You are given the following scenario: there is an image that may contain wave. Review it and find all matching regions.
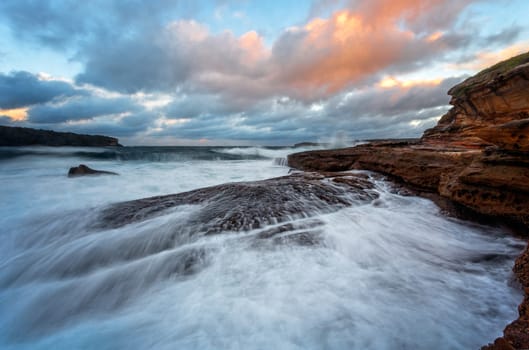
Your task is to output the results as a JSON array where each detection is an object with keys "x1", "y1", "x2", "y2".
[
  {"x1": 212, "y1": 146, "x2": 293, "y2": 159},
  {"x1": 0, "y1": 146, "x2": 285, "y2": 162}
]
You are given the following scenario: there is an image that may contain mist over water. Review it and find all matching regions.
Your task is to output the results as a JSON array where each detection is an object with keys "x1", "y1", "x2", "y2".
[{"x1": 0, "y1": 146, "x2": 524, "y2": 349}]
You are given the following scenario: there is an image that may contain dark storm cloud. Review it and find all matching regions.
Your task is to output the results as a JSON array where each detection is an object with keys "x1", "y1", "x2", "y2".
[
  {"x1": 27, "y1": 95, "x2": 142, "y2": 124},
  {"x1": 0, "y1": 116, "x2": 15, "y2": 125},
  {"x1": 483, "y1": 27, "x2": 522, "y2": 46},
  {"x1": 329, "y1": 77, "x2": 461, "y2": 119},
  {"x1": 75, "y1": 21, "x2": 272, "y2": 97},
  {"x1": 50, "y1": 111, "x2": 156, "y2": 137},
  {"x1": 163, "y1": 93, "x2": 248, "y2": 119},
  {"x1": 154, "y1": 113, "x2": 314, "y2": 143},
  {"x1": 0, "y1": 0, "x2": 192, "y2": 49},
  {"x1": 0, "y1": 71, "x2": 79, "y2": 109},
  {"x1": 151, "y1": 76, "x2": 461, "y2": 143},
  {"x1": 75, "y1": 35, "x2": 182, "y2": 93}
]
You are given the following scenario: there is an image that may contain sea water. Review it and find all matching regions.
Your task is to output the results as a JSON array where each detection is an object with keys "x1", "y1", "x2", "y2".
[{"x1": 0, "y1": 146, "x2": 524, "y2": 349}]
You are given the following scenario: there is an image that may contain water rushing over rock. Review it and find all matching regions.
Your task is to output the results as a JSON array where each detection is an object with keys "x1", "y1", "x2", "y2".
[
  {"x1": 0, "y1": 164, "x2": 524, "y2": 349},
  {"x1": 98, "y1": 172, "x2": 377, "y2": 230}
]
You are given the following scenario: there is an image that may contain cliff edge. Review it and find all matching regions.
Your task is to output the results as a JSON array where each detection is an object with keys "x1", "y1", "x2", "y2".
[
  {"x1": 288, "y1": 52, "x2": 529, "y2": 349},
  {"x1": 0, "y1": 125, "x2": 121, "y2": 147}
]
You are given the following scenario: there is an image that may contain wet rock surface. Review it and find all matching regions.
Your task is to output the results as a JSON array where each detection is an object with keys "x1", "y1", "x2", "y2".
[
  {"x1": 288, "y1": 52, "x2": 529, "y2": 349},
  {"x1": 98, "y1": 172, "x2": 378, "y2": 232}
]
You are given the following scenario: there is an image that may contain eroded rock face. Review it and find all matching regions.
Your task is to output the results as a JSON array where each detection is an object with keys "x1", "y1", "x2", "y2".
[
  {"x1": 422, "y1": 55, "x2": 529, "y2": 152},
  {"x1": 288, "y1": 52, "x2": 529, "y2": 350}
]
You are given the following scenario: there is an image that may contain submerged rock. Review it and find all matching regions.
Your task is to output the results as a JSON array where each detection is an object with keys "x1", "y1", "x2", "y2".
[{"x1": 68, "y1": 164, "x2": 118, "y2": 177}]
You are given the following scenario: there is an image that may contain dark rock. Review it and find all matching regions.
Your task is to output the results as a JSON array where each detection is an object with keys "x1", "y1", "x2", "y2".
[
  {"x1": 68, "y1": 164, "x2": 118, "y2": 177},
  {"x1": 293, "y1": 142, "x2": 323, "y2": 148},
  {"x1": 97, "y1": 172, "x2": 377, "y2": 232},
  {"x1": 0, "y1": 125, "x2": 121, "y2": 147},
  {"x1": 482, "y1": 337, "x2": 516, "y2": 350}
]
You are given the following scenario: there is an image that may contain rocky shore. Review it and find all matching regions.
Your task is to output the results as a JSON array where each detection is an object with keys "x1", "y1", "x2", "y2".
[
  {"x1": 289, "y1": 52, "x2": 529, "y2": 349},
  {"x1": 0, "y1": 125, "x2": 121, "y2": 147}
]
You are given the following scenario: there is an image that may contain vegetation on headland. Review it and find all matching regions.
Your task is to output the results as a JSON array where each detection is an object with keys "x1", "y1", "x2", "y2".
[
  {"x1": 0, "y1": 125, "x2": 121, "y2": 147},
  {"x1": 450, "y1": 51, "x2": 529, "y2": 99}
]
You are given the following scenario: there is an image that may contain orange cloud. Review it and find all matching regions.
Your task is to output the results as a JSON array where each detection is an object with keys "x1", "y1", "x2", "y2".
[
  {"x1": 110, "y1": 1, "x2": 473, "y2": 103},
  {"x1": 0, "y1": 107, "x2": 28, "y2": 121},
  {"x1": 426, "y1": 31, "x2": 444, "y2": 43},
  {"x1": 261, "y1": 0, "x2": 476, "y2": 101},
  {"x1": 378, "y1": 76, "x2": 442, "y2": 89},
  {"x1": 277, "y1": 5, "x2": 445, "y2": 96},
  {"x1": 238, "y1": 31, "x2": 269, "y2": 65}
]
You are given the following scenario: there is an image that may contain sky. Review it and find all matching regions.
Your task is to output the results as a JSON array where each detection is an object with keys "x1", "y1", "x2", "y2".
[{"x1": 0, "y1": 0, "x2": 528, "y2": 146}]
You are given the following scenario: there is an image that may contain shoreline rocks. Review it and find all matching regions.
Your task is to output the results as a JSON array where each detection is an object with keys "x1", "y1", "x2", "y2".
[
  {"x1": 97, "y1": 172, "x2": 377, "y2": 232},
  {"x1": 288, "y1": 52, "x2": 529, "y2": 349}
]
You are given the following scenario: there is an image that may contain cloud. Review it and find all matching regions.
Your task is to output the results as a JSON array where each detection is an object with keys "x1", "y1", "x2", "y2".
[
  {"x1": 0, "y1": 0, "x2": 525, "y2": 144},
  {"x1": 27, "y1": 95, "x2": 142, "y2": 124},
  {"x1": 0, "y1": 115, "x2": 15, "y2": 125},
  {"x1": 73, "y1": 0, "x2": 484, "y2": 104},
  {"x1": 145, "y1": 75, "x2": 461, "y2": 143},
  {"x1": 163, "y1": 93, "x2": 246, "y2": 119},
  {"x1": 330, "y1": 77, "x2": 460, "y2": 118},
  {"x1": 0, "y1": 0, "x2": 190, "y2": 49},
  {"x1": 349, "y1": 0, "x2": 474, "y2": 32},
  {"x1": 269, "y1": 1, "x2": 480, "y2": 99},
  {"x1": 0, "y1": 107, "x2": 28, "y2": 121},
  {"x1": 49, "y1": 111, "x2": 157, "y2": 137},
  {"x1": 0, "y1": 0, "x2": 505, "y2": 105},
  {"x1": 449, "y1": 41, "x2": 529, "y2": 71},
  {"x1": 0, "y1": 71, "x2": 79, "y2": 109}
]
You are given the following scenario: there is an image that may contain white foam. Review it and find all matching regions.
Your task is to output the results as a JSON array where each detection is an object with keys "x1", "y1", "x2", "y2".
[
  {"x1": 0, "y1": 149, "x2": 523, "y2": 349},
  {"x1": 212, "y1": 146, "x2": 294, "y2": 159}
]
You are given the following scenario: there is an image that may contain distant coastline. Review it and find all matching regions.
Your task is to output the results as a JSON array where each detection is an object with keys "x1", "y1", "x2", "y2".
[{"x1": 0, "y1": 125, "x2": 121, "y2": 147}]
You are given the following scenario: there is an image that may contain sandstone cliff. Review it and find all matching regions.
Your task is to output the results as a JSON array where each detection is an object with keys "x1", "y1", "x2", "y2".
[
  {"x1": 0, "y1": 125, "x2": 121, "y2": 147},
  {"x1": 288, "y1": 52, "x2": 529, "y2": 350},
  {"x1": 423, "y1": 51, "x2": 529, "y2": 151}
]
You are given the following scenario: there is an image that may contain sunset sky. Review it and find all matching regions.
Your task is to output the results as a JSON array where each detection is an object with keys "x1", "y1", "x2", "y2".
[{"x1": 0, "y1": 0, "x2": 528, "y2": 145}]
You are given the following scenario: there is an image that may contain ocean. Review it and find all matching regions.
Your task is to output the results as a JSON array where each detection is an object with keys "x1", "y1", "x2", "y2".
[{"x1": 0, "y1": 145, "x2": 524, "y2": 349}]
